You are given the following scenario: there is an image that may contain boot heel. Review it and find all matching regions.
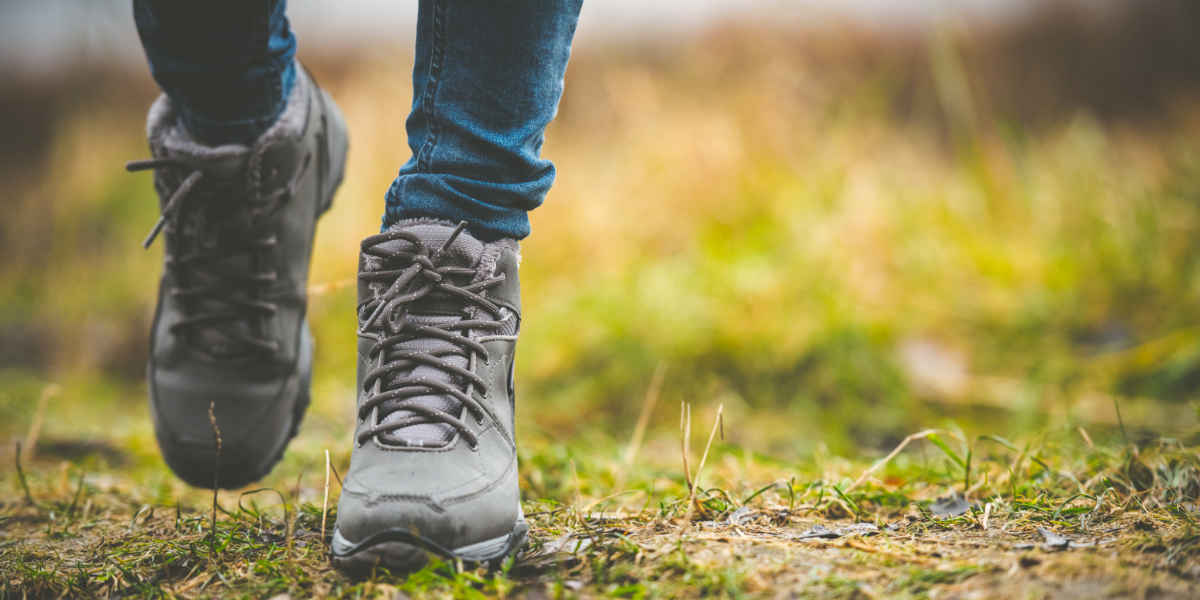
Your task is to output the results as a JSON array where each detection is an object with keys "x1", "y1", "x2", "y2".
[{"x1": 317, "y1": 88, "x2": 349, "y2": 216}]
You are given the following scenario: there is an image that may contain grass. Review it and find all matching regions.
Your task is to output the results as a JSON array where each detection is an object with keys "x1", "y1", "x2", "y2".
[
  {"x1": 3, "y1": 16, "x2": 1200, "y2": 599},
  {"x1": 3, "y1": 421, "x2": 1199, "y2": 597}
]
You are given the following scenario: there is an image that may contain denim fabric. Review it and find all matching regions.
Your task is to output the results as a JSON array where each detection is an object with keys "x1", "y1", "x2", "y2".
[
  {"x1": 133, "y1": 0, "x2": 581, "y2": 238},
  {"x1": 133, "y1": 0, "x2": 296, "y2": 145},
  {"x1": 384, "y1": 0, "x2": 583, "y2": 240}
]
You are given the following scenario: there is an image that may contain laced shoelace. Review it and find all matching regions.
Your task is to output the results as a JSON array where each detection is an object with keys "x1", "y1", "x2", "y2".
[
  {"x1": 356, "y1": 223, "x2": 507, "y2": 449},
  {"x1": 127, "y1": 152, "x2": 310, "y2": 357}
]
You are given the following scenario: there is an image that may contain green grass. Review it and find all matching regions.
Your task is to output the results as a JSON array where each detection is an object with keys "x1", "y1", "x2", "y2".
[{"x1": 4, "y1": 427, "x2": 1198, "y2": 597}]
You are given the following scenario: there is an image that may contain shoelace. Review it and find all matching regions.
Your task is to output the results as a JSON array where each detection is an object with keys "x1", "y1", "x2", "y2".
[
  {"x1": 356, "y1": 223, "x2": 507, "y2": 448},
  {"x1": 127, "y1": 153, "x2": 309, "y2": 357}
]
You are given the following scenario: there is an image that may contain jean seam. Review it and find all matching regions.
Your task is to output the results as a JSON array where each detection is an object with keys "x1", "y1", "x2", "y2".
[{"x1": 416, "y1": 0, "x2": 447, "y2": 173}]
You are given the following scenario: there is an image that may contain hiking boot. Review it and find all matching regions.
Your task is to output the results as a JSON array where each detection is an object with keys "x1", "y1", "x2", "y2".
[
  {"x1": 331, "y1": 219, "x2": 527, "y2": 573},
  {"x1": 131, "y1": 66, "x2": 348, "y2": 489}
]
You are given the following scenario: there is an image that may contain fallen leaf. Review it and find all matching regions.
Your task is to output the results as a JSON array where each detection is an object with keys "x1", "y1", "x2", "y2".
[
  {"x1": 792, "y1": 523, "x2": 839, "y2": 540},
  {"x1": 930, "y1": 492, "x2": 970, "y2": 517},
  {"x1": 838, "y1": 523, "x2": 879, "y2": 537},
  {"x1": 791, "y1": 523, "x2": 879, "y2": 541},
  {"x1": 1037, "y1": 527, "x2": 1070, "y2": 550},
  {"x1": 727, "y1": 505, "x2": 754, "y2": 526}
]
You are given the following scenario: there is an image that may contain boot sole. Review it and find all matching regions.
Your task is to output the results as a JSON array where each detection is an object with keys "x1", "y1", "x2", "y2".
[
  {"x1": 153, "y1": 329, "x2": 313, "y2": 490},
  {"x1": 330, "y1": 518, "x2": 529, "y2": 576}
]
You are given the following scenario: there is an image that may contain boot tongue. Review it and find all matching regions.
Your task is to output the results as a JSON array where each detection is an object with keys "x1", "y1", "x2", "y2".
[
  {"x1": 173, "y1": 180, "x2": 266, "y2": 358},
  {"x1": 404, "y1": 222, "x2": 484, "y2": 315},
  {"x1": 375, "y1": 221, "x2": 486, "y2": 447}
]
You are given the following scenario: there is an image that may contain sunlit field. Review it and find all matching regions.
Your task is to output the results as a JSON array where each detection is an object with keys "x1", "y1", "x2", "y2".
[{"x1": 3, "y1": 13, "x2": 1200, "y2": 598}]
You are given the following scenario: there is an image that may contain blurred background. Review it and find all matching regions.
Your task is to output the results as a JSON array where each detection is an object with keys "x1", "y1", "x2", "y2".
[{"x1": 2, "y1": 0, "x2": 1199, "y2": 491}]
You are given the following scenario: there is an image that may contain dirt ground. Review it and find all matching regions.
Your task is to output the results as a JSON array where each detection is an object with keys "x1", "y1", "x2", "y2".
[{"x1": 4, "y1": 437, "x2": 1198, "y2": 598}]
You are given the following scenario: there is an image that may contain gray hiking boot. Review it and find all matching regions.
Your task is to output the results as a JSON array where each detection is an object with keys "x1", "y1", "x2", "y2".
[
  {"x1": 331, "y1": 219, "x2": 527, "y2": 573},
  {"x1": 130, "y1": 66, "x2": 348, "y2": 489}
]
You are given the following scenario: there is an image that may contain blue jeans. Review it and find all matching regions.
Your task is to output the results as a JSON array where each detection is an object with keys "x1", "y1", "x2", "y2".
[{"x1": 133, "y1": 0, "x2": 582, "y2": 240}]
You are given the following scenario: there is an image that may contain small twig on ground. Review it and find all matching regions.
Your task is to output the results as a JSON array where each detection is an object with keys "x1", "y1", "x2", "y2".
[
  {"x1": 289, "y1": 471, "x2": 303, "y2": 556},
  {"x1": 618, "y1": 362, "x2": 667, "y2": 490},
  {"x1": 23, "y1": 383, "x2": 60, "y2": 462},
  {"x1": 322, "y1": 449, "x2": 331, "y2": 545},
  {"x1": 846, "y1": 429, "x2": 943, "y2": 493},
  {"x1": 208, "y1": 398, "x2": 222, "y2": 558},
  {"x1": 14, "y1": 442, "x2": 39, "y2": 507}
]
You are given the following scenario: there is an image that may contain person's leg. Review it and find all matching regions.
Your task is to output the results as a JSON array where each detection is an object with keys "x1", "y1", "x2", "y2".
[
  {"x1": 384, "y1": 0, "x2": 583, "y2": 240},
  {"x1": 334, "y1": 0, "x2": 582, "y2": 572},
  {"x1": 130, "y1": 0, "x2": 349, "y2": 489},
  {"x1": 132, "y1": 0, "x2": 296, "y2": 145}
]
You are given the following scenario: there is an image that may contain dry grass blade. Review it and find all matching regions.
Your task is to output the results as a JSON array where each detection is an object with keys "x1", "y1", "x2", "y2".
[
  {"x1": 846, "y1": 428, "x2": 944, "y2": 493},
  {"x1": 14, "y1": 441, "x2": 38, "y2": 507},
  {"x1": 207, "y1": 398, "x2": 222, "y2": 558},
  {"x1": 623, "y1": 363, "x2": 666, "y2": 468},
  {"x1": 322, "y1": 448, "x2": 331, "y2": 545},
  {"x1": 23, "y1": 383, "x2": 60, "y2": 462},
  {"x1": 1078, "y1": 426, "x2": 1094, "y2": 449},
  {"x1": 684, "y1": 404, "x2": 724, "y2": 521},
  {"x1": 681, "y1": 398, "x2": 691, "y2": 492},
  {"x1": 617, "y1": 363, "x2": 666, "y2": 490},
  {"x1": 330, "y1": 458, "x2": 344, "y2": 488}
]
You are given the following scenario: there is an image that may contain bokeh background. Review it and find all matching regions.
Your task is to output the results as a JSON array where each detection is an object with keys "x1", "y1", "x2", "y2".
[{"x1": 2, "y1": 0, "x2": 1199, "y2": 494}]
